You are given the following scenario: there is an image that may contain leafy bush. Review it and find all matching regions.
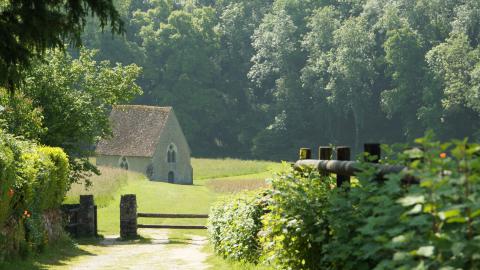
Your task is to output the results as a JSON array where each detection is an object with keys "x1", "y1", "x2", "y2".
[
  {"x1": 208, "y1": 190, "x2": 267, "y2": 263},
  {"x1": 260, "y1": 164, "x2": 334, "y2": 270},
  {"x1": 0, "y1": 129, "x2": 69, "y2": 257},
  {"x1": 211, "y1": 134, "x2": 480, "y2": 270},
  {"x1": 321, "y1": 134, "x2": 480, "y2": 269},
  {"x1": 0, "y1": 134, "x2": 16, "y2": 227}
]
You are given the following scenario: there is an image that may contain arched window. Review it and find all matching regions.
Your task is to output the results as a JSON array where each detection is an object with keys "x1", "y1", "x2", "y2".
[{"x1": 167, "y1": 143, "x2": 177, "y2": 163}]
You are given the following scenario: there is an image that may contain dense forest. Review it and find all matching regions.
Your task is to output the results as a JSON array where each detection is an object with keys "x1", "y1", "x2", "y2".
[{"x1": 81, "y1": 0, "x2": 480, "y2": 159}]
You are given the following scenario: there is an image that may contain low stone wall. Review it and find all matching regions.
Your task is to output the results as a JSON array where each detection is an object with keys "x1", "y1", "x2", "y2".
[
  {"x1": 0, "y1": 216, "x2": 24, "y2": 260},
  {"x1": 42, "y1": 209, "x2": 64, "y2": 243},
  {"x1": 61, "y1": 195, "x2": 98, "y2": 238}
]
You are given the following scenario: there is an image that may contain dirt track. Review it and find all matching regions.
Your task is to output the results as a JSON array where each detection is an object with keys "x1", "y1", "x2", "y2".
[{"x1": 68, "y1": 229, "x2": 208, "y2": 270}]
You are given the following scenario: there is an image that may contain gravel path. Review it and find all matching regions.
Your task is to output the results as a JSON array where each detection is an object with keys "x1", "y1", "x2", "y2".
[{"x1": 68, "y1": 229, "x2": 209, "y2": 270}]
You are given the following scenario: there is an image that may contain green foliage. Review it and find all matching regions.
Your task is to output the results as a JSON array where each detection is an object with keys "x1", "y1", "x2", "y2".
[
  {"x1": 0, "y1": 88, "x2": 46, "y2": 140},
  {"x1": 19, "y1": 48, "x2": 142, "y2": 184},
  {"x1": 0, "y1": 129, "x2": 70, "y2": 257},
  {"x1": 0, "y1": 132, "x2": 16, "y2": 227},
  {"x1": 212, "y1": 134, "x2": 480, "y2": 269},
  {"x1": 260, "y1": 164, "x2": 334, "y2": 270},
  {"x1": 0, "y1": 0, "x2": 123, "y2": 91},
  {"x1": 208, "y1": 190, "x2": 266, "y2": 263},
  {"x1": 81, "y1": 0, "x2": 480, "y2": 157},
  {"x1": 320, "y1": 134, "x2": 480, "y2": 269}
]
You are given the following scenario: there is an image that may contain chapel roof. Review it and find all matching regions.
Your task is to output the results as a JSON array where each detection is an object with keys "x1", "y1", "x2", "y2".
[{"x1": 96, "y1": 105, "x2": 172, "y2": 157}]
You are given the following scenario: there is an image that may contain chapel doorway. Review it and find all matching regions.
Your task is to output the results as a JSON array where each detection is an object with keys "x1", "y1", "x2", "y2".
[{"x1": 168, "y1": 171, "x2": 174, "y2": 183}]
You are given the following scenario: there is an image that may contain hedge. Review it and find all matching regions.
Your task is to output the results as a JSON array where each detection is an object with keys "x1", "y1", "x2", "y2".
[
  {"x1": 208, "y1": 190, "x2": 267, "y2": 263},
  {"x1": 0, "y1": 129, "x2": 69, "y2": 258}
]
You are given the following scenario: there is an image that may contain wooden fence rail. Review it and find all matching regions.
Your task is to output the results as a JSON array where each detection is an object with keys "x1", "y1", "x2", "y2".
[
  {"x1": 295, "y1": 143, "x2": 418, "y2": 186},
  {"x1": 137, "y1": 213, "x2": 209, "y2": 219},
  {"x1": 120, "y1": 194, "x2": 208, "y2": 239}
]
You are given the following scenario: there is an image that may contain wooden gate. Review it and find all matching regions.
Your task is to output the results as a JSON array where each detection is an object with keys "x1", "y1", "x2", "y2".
[
  {"x1": 137, "y1": 213, "x2": 208, "y2": 229},
  {"x1": 119, "y1": 194, "x2": 208, "y2": 239}
]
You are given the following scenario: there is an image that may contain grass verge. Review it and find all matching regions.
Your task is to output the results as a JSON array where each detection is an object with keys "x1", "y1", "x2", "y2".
[
  {"x1": 0, "y1": 236, "x2": 94, "y2": 270},
  {"x1": 203, "y1": 244, "x2": 273, "y2": 270}
]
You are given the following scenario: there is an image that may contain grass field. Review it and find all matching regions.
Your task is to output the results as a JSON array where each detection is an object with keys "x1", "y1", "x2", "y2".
[
  {"x1": 192, "y1": 158, "x2": 280, "y2": 180},
  {"x1": 64, "y1": 167, "x2": 132, "y2": 207},
  {"x1": 64, "y1": 158, "x2": 280, "y2": 234}
]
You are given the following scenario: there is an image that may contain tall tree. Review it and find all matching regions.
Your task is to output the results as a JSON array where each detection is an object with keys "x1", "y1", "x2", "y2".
[
  {"x1": 382, "y1": 26, "x2": 426, "y2": 140},
  {"x1": 19, "y1": 49, "x2": 142, "y2": 183},
  {"x1": 0, "y1": 0, "x2": 123, "y2": 91},
  {"x1": 327, "y1": 17, "x2": 377, "y2": 150}
]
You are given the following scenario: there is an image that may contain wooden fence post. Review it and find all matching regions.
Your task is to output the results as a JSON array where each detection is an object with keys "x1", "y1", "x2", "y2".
[
  {"x1": 364, "y1": 143, "x2": 381, "y2": 163},
  {"x1": 319, "y1": 146, "x2": 332, "y2": 176},
  {"x1": 336, "y1": 146, "x2": 350, "y2": 187},
  {"x1": 120, "y1": 194, "x2": 137, "y2": 239},
  {"x1": 319, "y1": 146, "x2": 332, "y2": 160},
  {"x1": 364, "y1": 143, "x2": 383, "y2": 181},
  {"x1": 78, "y1": 195, "x2": 96, "y2": 237},
  {"x1": 299, "y1": 148, "x2": 312, "y2": 160}
]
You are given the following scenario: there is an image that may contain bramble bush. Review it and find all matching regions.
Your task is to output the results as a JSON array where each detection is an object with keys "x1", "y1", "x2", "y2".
[
  {"x1": 209, "y1": 134, "x2": 480, "y2": 269},
  {"x1": 0, "y1": 129, "x2": 69, "y2": 258},
  {"x1": 208, "y1": 190, "x2": 267, "y2": 263}
]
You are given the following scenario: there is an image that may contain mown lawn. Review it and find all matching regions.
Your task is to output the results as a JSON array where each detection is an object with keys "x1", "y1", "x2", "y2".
[{"x1": 64, "y1": 158, "x2": 280, "y2": 235}]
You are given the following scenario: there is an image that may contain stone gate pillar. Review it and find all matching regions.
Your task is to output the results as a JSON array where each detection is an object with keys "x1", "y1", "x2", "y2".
[
  {"x1": 78, "y1": 195, "x2": 96, "y2": 237},
  {"x1": 120, "y1": 194, "x2": 137, "y2": 239}
]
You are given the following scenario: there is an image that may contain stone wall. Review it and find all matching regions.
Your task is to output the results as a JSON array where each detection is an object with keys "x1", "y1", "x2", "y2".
[
  {"x1": 61, "y1": 195, "x2": 97, "y2": 238},
  {"x1": 96, "y1": 155, "x2": 151, "y2": 176},
  {"x1": 42, "y1": 209, "x2": 64, "y2": 243},
  {"x1": 0, "y1": 209, "x2": 65, "y2": 260},
  {"x1": 152, "y1": 110, "x2": 193, "y2": 184}
]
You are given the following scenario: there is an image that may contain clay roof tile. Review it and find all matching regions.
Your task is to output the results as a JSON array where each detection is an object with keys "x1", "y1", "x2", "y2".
[{"x1": 96, "y1": 105, "x2": 172, "y2": 157}]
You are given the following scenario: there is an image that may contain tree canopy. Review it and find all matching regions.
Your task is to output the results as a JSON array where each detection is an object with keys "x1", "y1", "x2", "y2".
[
  {"x1": 77, "y1": 0, "x2": 480, "y2": 159},
  {"x1": 0, "y1": 49, "x2": 142, "y2": 184},
  {"x1": 0, "y1": 0, "x2": 123, "y2": 91}
]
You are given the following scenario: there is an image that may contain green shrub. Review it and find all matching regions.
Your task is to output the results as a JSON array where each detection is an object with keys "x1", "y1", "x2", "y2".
[
  {"x1": 0, "y1": 137, "x2": 15, "y2": 228},
  {"x1": 323, "y1": 133, "x2": 480, "y2": 269},
  {"x1": 209, "y1": 134, "x2": 480, "y2": 269},
  {"x1": 259, "y1": 164, "x2": 334, "y2": 270},
  {"x1": 322, "y1": 158, "x2": 420, "y2": 269},
  {"x1": 208, "y1": 189, "x2": 267, "y2": 263},
  {"x1": 0, "y1": 129, "x2": 69, "y2": 257}
]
